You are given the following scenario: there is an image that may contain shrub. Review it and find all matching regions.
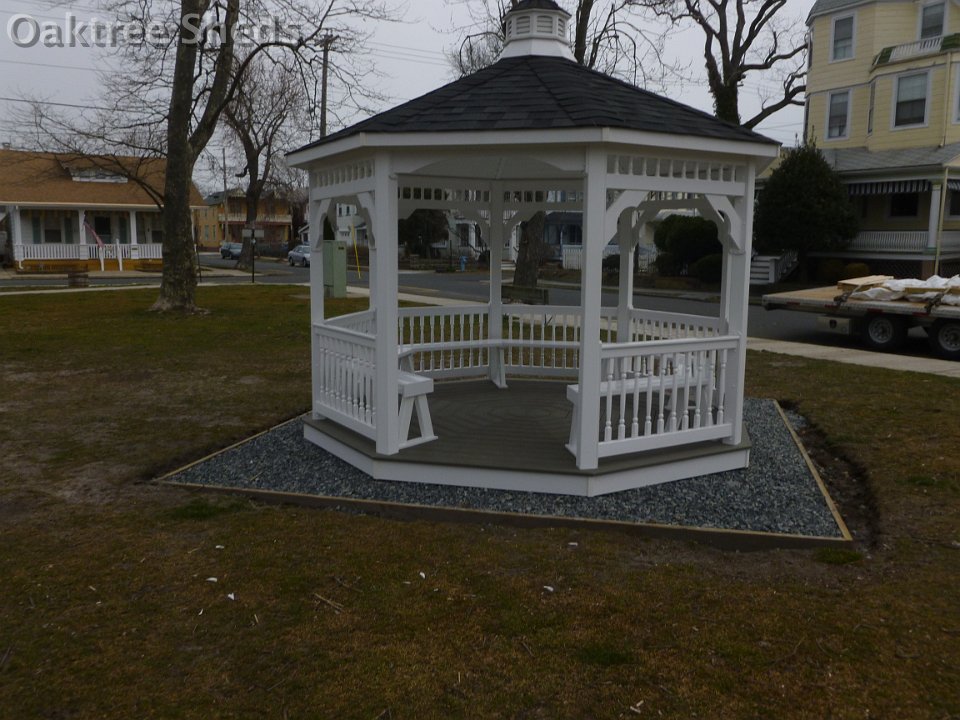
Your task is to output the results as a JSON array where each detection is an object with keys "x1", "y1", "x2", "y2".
[
  {"x1": 816, "y1": 258, "x2": 846, "y2": 284},
  {"x1": 691, "y1": 253, "x2": 724, "y2": 284},
  {"x1": 654, "y1": 251, "x2": 681, "y2": 277},
  {"x1": 654, "y1": 215, "x2": 721, "y2": 271},
  {"x1": 843, "y1": 262, "x2": 871, "y2": 279}
]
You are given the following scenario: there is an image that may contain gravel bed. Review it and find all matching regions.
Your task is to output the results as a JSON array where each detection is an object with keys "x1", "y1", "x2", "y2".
[{"x1": 166, "y1": 398, "x2": 842, "y2": 538}]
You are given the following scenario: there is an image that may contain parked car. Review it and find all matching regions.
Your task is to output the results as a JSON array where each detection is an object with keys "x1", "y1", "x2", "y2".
[
  {"x1": 220, "y1": 242, "x2": 243, "y2": 260},
  {"x1": 287, "y1": 244, "x2": 311, "y2": 267}
]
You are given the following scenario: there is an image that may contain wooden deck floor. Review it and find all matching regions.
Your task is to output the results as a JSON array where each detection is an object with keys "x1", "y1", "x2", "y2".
[{"x1": 305, "y1": 379, "x2": 749, "y2": 478}]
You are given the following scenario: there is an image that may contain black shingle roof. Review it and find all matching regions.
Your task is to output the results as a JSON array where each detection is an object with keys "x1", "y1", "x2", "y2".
[
  {"x1": 511, "y1": 0, "x2": 569, "y2": 13},
  {"x1": 295, "y1": 55, "x2": 774, "y2": 154}
]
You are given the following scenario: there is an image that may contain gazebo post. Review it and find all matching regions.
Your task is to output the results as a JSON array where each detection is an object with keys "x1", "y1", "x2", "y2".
[
  {"x1": 373, "y1": 154, "x2": 401, "y2": 455},
  {"x1": 487, "y1": 183, "x2": 506, "y2": 387},
  {"x1": 309, "y1": 199, "x2": 326, "y2": 421},
  {"x1": 719, "y1": 163, "x2": 757, "y2": 446},
  {"x1": 575, "y1": 148, "x2": 608, "y2": 470},
  {"x1": 616, "y1": 209, "x2": 635, "y2": 342}
]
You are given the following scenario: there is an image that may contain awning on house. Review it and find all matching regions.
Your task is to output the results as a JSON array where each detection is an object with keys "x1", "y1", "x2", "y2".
[
  {"x1": 847, "y1": 179, "x2": 931, "y2": 195},
  {"x1": 947, "y1": 179, "x2": 960, "y2": 192}
]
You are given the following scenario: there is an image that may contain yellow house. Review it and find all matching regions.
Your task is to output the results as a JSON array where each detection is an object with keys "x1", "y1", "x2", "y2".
[
  {"x1": 0, "y1": 148, "x2": 203, "y2": 272},
  {"x1": 806, "y1": 0, "x2": 960, "y2": 277},
  {"x1": 193, "y1": 189, "x2": 293, "y2": 251}
]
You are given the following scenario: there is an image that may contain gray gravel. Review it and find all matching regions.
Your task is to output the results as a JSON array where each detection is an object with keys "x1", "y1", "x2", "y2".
[{"x1": 166, "y1": 398, "x2": 842, "y2": 538}]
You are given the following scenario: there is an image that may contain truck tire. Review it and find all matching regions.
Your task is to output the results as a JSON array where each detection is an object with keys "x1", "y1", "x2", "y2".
[
  {"x1": 860, "y1": 315, "x2": 908, "y2": 351},
  {"x1": 927, "y1": 320, "x2": 960, "y2": 360}
]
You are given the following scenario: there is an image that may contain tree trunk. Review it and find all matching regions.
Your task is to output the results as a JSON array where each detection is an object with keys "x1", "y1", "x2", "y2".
[
  {"x1": 513, "y1": 212, "x2": 547, "y2": 288},
  {"x1": 237, "y1": 187, "x2": 261, "y2": 271},
  {"x1": 151, "y1": 0, "x2": 201, "y2": 313},
  {"x1": 711, "y1": 80, "x2": 741, "y2": 125}
]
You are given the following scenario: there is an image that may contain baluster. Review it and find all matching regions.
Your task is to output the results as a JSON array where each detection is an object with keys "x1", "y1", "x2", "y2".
[
  {"x1": 603, "y1": 357, "x2": 614, "y2": 443},
  {"x1": 630, "y1": 355, "x2": 641, "y2": 438},
  {"x1": 617, "y1": 357, "x2": 628, "y2": 440},
  {"x1": 716, "y1": 349, "x2": 728, "y2": 424},
  {"x1": 693, "y1": 350, "x2": 704, "y2": 429},
  {"x1": 668, "y1": 352, "x2": 680, "y2": 433},
  {"x1": 681, "y1": 351, "x2": 692, "y2": 431},
  {"x1": 656, "y1": 354, "x2": 666, "y2": 434}
]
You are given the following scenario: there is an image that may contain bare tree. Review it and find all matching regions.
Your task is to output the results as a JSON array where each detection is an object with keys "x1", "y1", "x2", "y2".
[
  {"x1": 25, "y1": 0, "x2": 393, "y2": 312},
  {"x1": 221, "y1": 54, "x2": 308, "y2": 269},
  {"x1": 447, "y1": 0, "x2": 676, "y2": 87},
  {"x1": 646, "y1": 0, "x2": 806, "y2": 128}
]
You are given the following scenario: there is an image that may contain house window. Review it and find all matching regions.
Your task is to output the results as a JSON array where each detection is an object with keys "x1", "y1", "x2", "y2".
[
  {"x1": 890, "y1": 193, "x2": 920, "y2": 217},
  {"x1": 894, "y1": 72, "x2": 928, "y2": 127},
  {"x1": 831, "y1": 15, "x2": 854, "y2": 61},
  {"x1": 920, "y1": 2, "x2": 945, "y2": 40},
  {"x1": 43, "y1": 213, "x2": 63, "y2": 243},
  {"x1": 867, "y1": 81, "x2": 876, "y2": 134},
  {"x1": 827, "y1": 91, "x2": 850, "y2": 139},
  {"x1": 93, "y1": 216, "x2": 112, "y2": 243}
]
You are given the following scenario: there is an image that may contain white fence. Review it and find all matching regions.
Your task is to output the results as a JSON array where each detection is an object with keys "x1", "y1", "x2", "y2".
[
  {"x1": 848, "y1": 232, "x2": 928, "y2": 252},
  {"x1": 560, "y1": 244, "x2": 627, "y2": 270}
]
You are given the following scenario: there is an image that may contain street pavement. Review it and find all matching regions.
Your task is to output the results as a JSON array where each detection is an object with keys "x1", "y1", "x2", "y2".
[{"x1": 2, "y1": 259, "x2": 957, "y2": 378}]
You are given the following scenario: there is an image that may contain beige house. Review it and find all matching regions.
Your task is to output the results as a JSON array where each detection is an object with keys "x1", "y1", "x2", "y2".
[
  {"x1": 193, "y1": 189, "x2": 293, "y2": 251},
  {"x1": 806, "y1": 0, "x2": 960, "y2": 277},
  {"x1": 0, "y1": 148, "x2": 203, "y2": 271}
]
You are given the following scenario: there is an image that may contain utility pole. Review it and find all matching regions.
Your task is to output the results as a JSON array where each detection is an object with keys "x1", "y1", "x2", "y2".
[
  {"x1": 221, "y1": 147, "x2": 229, "y2": 246},
  {"x1": 320, "y1": 33, "x2": 338, "y2": 138}
]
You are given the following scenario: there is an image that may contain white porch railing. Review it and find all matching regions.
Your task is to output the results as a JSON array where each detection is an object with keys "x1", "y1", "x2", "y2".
[
  {"x1": 848, "y1": 231, "x2": 928, "y2": 252},
  {"x1": 750, "y1": 251, "x2": 798, "y2": 285},
  {"x1": 13, "y1": 243, "x2": 164, "y2": 264},
  {"x1": 313, "y1": 324, "x2": 377, "y2": 440},
  {"x1": 624, "y1": 308, "x2": 721, "y2": 341},
  {"x1": 886, "y1": 37, "x2": 944, "y2": 63},
  {"x1": 593, "y1": 335, "x2": 738, "y2": 458},
  {"x1": 328, "y1": 309, "x2": 376, "y2": 334}
]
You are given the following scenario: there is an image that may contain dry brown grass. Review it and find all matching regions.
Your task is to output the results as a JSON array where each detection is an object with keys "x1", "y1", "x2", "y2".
[{"x1": 0, "y1": 286, "x2": 957, "y2": 719}]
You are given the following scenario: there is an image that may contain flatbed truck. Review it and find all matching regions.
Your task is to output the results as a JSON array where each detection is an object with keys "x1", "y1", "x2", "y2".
[{"x1": 761, "y1": 286, "x2": 960, "y2": 360}]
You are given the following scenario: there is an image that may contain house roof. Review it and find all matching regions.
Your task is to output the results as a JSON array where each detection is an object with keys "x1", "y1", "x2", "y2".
[
  {"x1": 293, "y1": 54, "x2": 775, "y2": 155},
  {"x1": 808, "y1": 0, "x2": 868, "y2": 21},
  {"x1": 821, "y1": 142, "x2": 960, "y2": 174},
  {"x1": 0, "y1": 148, "x2": 204, "y2": 208}
]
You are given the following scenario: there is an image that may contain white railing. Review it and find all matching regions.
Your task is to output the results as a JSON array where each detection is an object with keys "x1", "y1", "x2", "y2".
[
  {"x1": 328, "y1": 309, "x2": 376, "y2": 335},
  {"x1": 313, "y1": 324, "x2": 377, "y2": 440},
  {"x1": 887, "y1": 37, "x2": 943, "y2": 63},
  {"x1": 849, "y1": 231, "x2": 928, "y2": 252},
  {"x1": 594, "y1": 335, "x2": 738, "y2": 458},
  {"x1": 750, "y1": 250, "x2": 798, "y2": 285},
  {"x1": 13, "y1": 243, "x2": 164, "y2": 263},
  {"x1": 504, "y1": 305, "x2": 587, "y2": 376},
  {"x1": 625, "y1": 308, "x2": 721, "y2": 341},
  {"x1": 398, "y1": 305, "x2": 492, "y2": 378}
]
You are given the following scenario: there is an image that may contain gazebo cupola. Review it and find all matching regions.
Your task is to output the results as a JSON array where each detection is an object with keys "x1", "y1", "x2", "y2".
[{"x1": 500, "y1": 0, "x2": 574, "y2": 60}]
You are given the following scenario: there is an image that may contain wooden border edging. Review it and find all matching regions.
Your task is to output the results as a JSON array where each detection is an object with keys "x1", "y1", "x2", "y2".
[{"x1": 157, "y1": 404, "x2": 854, "y2": 553}]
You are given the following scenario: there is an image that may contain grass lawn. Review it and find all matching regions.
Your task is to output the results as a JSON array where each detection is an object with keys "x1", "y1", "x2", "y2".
[{"x1": 0, "y1": 285, "x2": 957, "y2": 719}]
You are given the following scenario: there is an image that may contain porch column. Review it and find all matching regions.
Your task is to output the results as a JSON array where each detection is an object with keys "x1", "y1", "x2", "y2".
[
  {"x1": 373, "y1": 154, "x2": 400, "y2": 456},
  {"x1": 488, "y1": 182, "x2": 505, "y2": 385},
  {"x1": 129, "y1": 211, "x2": 139, "y2": 245},
  {"x1": 10, "y1": 206, "x2": 23, "y2": 244},
  {"x1": 927, "y1": 181, "x2": 942, "y2": 250},
  {"x1": 719, "y1": 164, "x2": 756, "y2": 447},
  {"x1": 78, "y1": 210, "x2": 86, "y2": 244},
  {"x1": 576, "y1": 147, "x2": 608, "y2": 470},
  {"x1": 616, "y1": 208, "x2": 635, "y2": 342},
  {"x1": 309, "y1": 199, "x2": 326, "y2": 420}
]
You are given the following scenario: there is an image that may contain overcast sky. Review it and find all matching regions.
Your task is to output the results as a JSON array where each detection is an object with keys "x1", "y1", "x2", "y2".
[{"x1": 0, "y1": 0, "x2": 817, "y2": 184}]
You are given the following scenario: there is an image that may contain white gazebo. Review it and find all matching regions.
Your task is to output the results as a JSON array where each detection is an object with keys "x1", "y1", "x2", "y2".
[{"x1": 288, "y1": 0, "x2": 779, "y2": 497}]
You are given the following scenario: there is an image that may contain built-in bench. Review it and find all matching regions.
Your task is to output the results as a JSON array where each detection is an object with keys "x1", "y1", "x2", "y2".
[{"x1": 397, "y1": 370, "x2": 436, "y2": 449}]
